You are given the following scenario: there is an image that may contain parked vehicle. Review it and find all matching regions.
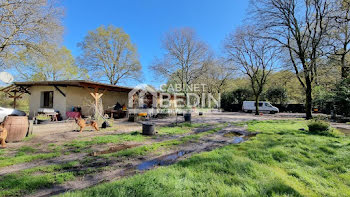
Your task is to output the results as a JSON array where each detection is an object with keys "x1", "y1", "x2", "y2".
[
  {"x1": 0, "y1": 107, "x2": 26, "y2": 123},
  {"x1": 242, "y1": 101, "x2": 279, "y2": 114}
]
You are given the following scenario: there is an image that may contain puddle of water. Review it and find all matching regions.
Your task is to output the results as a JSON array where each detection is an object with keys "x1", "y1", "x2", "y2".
[
  {"x1": 232, "y1": 137, "x2": 246, "y2": 144},
  {"x1": 137, "y1": 150, "x2": 191, "y2": 171},
  {"x1": 231, "y1": 135, "x2": 252, "y2": 144},
  {"x1": 336, "y1": 127, "x2": 350, "y2": 136}
]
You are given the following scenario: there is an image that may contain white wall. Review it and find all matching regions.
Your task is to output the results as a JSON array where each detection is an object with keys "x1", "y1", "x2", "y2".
[{"x1": 28, "y1": 86, "x2": 67, "y2": 119}]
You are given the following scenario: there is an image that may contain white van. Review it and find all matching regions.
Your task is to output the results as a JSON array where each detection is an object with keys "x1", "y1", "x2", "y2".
[{"x1": 242, "y1": 101, "x2": 279, "y2": 114}]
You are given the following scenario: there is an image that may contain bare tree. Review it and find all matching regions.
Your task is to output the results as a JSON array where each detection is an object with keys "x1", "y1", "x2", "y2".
[
  {"x1": 78, "y1": 25, "x2": 141, "y2": 85},
  {"x1": 250, "y1": 0, "x2": 333, "y2": 119},
  {"x1": 331, "y1": 0, "x2": 350, "y2": 22},
  {"x1": 197, "y1": 58, "x2": 235, "y2": 94},
  {"x1": 0, "y1": 0, "x2": 63, "y2": 68},
  {"x1": 191, "y1": 58, "x2": 234, "y2": 108},
  {"x1": 225, "y1": 26, "x2": 277, "y2": 115},
  {"x1": 151, "y1": 28, "x2": 211, "y2": 98}
]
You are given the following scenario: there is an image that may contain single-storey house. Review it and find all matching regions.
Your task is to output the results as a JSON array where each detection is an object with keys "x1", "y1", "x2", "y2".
[
  {"x1": 8, "y1": 80, "x2": 132, "y2": 119},
  {"x1": 1, "y1": 80, "x2": 182, "y2": 120}
]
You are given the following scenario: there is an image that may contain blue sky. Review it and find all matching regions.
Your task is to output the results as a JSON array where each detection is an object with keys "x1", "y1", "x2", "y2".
[{"x1": 62, "y1": 0, "x2": 249, "y2": 87}]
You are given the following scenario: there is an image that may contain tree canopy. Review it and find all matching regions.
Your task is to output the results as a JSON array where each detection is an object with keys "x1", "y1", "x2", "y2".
[
  {"x1": 13, "y1": 43, "x2": 84, "y2": 81},
  {"x1": 151, "y1": 28, "x2": 211, "y2": 96},
  {"x1": 78, "y1": 25, "x2": 141, "y2": 85},
  {"x1": 0, "y1": 0, "x2": 64, "y2": 68},
  {"x1": 225, "y1": 26, "x2": 277, "y2": 114}
]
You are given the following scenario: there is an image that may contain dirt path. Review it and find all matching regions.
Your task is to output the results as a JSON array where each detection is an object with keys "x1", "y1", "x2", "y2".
[
  {"x1": 8, "y1": 120, "x2": 141, "y2": 150},
  {"x1": 26, "y1": 125, "x2": 252, "y2": 197}
]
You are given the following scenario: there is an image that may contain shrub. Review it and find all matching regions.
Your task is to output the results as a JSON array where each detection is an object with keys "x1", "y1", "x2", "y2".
[
  {"x1": 221, "y1": 88, "x2": 253, "y2": 111},
  {"x1": 307, "y1": 120, "x2": 330, "y2": 135},
  {"x1": 265, "y1": 87, "x2": 288, "y2": 105}
]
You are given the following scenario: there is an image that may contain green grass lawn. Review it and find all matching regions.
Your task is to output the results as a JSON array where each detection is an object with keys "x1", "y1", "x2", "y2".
[
  {"x1": 61, "y1": 120, "x2": 350, "y2": 197},
  {"x1": 0, "y1": 162, "x2": 79, "y2": 197},
  {"x1": 156, "y1": 122, "x2": 209, "y2": 135},
  {"x1": 64, "y1": 132, "x2": 149, "y2": 152},
  {"x1": 0, "y1": 151, "x2": 61, "y2": 168},
  {"x1": 0, "y1": 123, "x2": 220, "y2": 196}
]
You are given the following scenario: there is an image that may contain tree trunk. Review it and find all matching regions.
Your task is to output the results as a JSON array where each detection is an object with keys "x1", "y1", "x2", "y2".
[
  {"x1": 255, "y1": 95, "x2": 259, "y2": 115},
  {"x1": 305, "y1": 79, "x2": 313, "y2": 120},
  {"x1": 341, "y1": 55, "x2": 349, "y2": 79}
]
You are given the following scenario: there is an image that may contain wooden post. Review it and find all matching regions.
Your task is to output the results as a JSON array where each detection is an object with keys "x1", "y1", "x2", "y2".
[
  {"x1": 0, "y1": 85, "x2": 28, "y2": 109},
  {"x1": 85, "y1": 87, "x2": 106, "y2": 119},
  {"x1": 13, "y1": 91, "x2": 16, "y2": 109},
  {"x1": 8, "y1": 91, "x2": 23, "y2": 109}
]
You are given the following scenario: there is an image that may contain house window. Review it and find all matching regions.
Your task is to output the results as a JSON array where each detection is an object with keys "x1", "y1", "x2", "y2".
[{"x1": 41, "y1": 91, "x2": 53, "y2": 108}]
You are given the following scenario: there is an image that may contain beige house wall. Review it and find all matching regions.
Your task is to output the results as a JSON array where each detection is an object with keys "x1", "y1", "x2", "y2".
[
  {"x1": 65, "y1": 86, "x2": 128, "y2": 118},
  {"x1": 28, "y1": 86, "x2": 67, "y2": 119},
  {"x1": 28, "y1": 86, "x2": 129, "y2": 119},
  {"x1": 100, "y1": 90, "x2": 128, "y2": 110},
  {"x1": 65, "y1": 86, "x2": 94, "y2": 118}
]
